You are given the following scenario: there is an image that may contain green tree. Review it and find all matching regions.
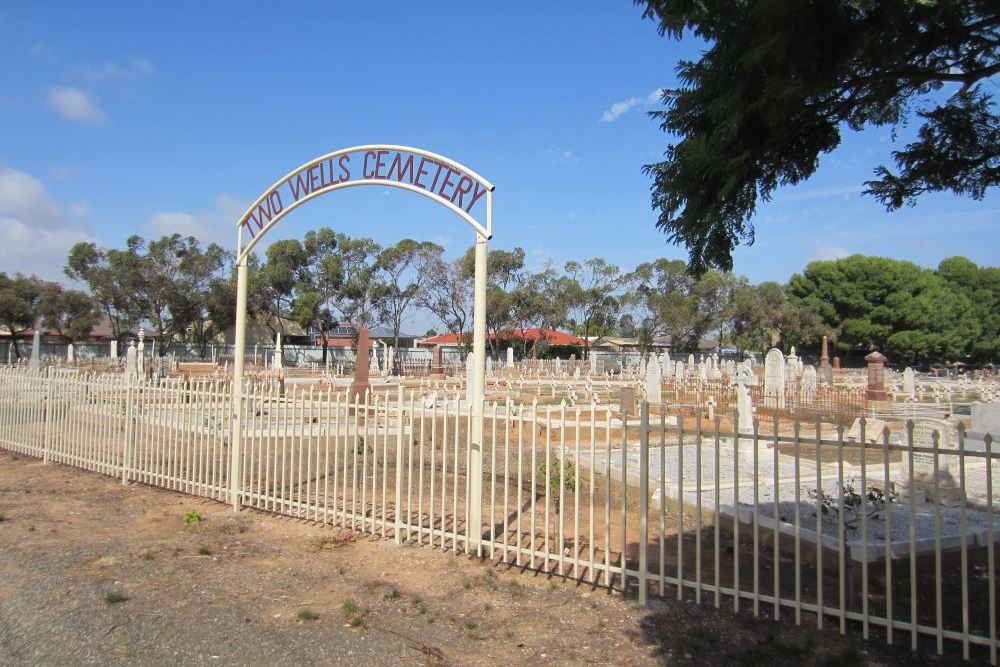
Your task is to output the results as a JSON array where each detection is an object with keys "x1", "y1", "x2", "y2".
[
  {"x1": 561, "y1": 258, "x2": 629, "y2": 358},
  {"x1": 375, "y1": 239, "x2": 442, "y2": 353},
  {"x1": 293, "y1": 228, "x2": 342, "y2": 363},
  {"x1": 37, "y1": 283, "x2": 101, "y2": 344},
  {"x1": 419, "y1": 253, "x2": 472, "y2": 353},
  {"x1": 0, "y1": 273, "x2": 43, "y2": 358},
  {"x1": 787, "y1": 255, "x2": 979, "y2": 363},
  {"x1": 635, "y1": 0, "x2": 1000, "y2": 272},
  {"x1": 937, "y1": 256, "x2": 1000, "y2": 361},
  {"x1": 255, "y1": 239, "x2": 311, "y2": 339},
  {"x1": 329, "y1": 234, "x2": 383, "y2": 330},
  {"x1": 65, "y1": 241, "x2": 140, "y2": 345}
]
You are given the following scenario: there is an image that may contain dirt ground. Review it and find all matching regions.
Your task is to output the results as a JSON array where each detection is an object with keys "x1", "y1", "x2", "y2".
[{"x1": 0, "y1": 450, "x2": 971, "y2": 666}]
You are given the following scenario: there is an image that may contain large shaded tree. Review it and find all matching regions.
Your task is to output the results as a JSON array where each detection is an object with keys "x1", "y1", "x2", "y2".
[
  {"x1": 0, "y1": 273, "x2": 44, "y2": 358},
  {"x1": 37, "y1": 283, "x2": 101, "y2": 344},
  {"x1": 636, "y1": 0, "x2": 1000, "y2": 272},
  {"x1": 787, "y1": 255, "x2": 980, "y2": 363}
]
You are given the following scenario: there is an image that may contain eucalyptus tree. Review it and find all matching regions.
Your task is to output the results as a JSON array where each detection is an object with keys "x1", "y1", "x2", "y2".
[
  {"x1": 375, "y1": 239, "x2": 443, "y2": 352},
  {"x1": 0, "y1": 273, "x2": 44, "y2": 358},
  {"x1": 635, "y1": 0, "x2": 1000, "y2": 272}
]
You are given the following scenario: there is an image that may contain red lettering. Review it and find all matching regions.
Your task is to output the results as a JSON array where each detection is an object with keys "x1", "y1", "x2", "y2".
[
  {"x1": 387, "y1": 152, "x2": 416, "y2": 184},
  {"x1": 363, "y1": 151, "x2": 377, "y2": 178},
  {"x1": 287, "y1": 171, "x2": 310, "y2": 201},
  {"x1": 451, "y1": 175, "x2": 473, "y2": 208},
  {"x1": 437, "y1": 167, "x2": 458, "y2": 200},
  {"x1": 429, "y1": 161, "x2": 447, "y2": 192},
  {"x1": 465, "y1": 182, "x2": 489, "y2": 213},
  {"x1": 413, "y1": 157, "x2": 434, "y2": 189},
  {"x1": 268, "y1": 190, "x2": 283, "y2": 216},
  {"x1": 308, "y1": 165, "x2": 321, "y2": 192},
  {"x1": 374, "y1": 150, "x2": 389, "y2": 179},
  {"x1": 338, "y1": 155, "x2": 351, "y2": 182}
]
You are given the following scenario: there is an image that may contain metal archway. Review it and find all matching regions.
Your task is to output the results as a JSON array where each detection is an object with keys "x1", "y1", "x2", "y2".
[{"x1": 229, "y1": 145, "x2": 493, "y2": 549}]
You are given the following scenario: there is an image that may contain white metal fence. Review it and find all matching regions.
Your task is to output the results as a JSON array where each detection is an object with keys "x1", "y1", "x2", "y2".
[{"x1": 0, "y1": 366, "x2": 996, "y2": 663}]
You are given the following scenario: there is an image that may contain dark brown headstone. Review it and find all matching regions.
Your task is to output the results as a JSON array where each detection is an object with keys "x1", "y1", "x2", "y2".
[
  {"x1": 619, "y1": 387, "x2": 636, "y2": 417},
  {"x1": 865, "y1": 350, "x2": 889, "y2": 401},
  {"x1": 351, "y1": 326, "x2": 371, "y2": 401},
  {"x1": 832, "y1": 356, "x2": 841, "y2": 370},
  {"x1": 431, "y1": 344, "x2": 443, "y2": 374}
]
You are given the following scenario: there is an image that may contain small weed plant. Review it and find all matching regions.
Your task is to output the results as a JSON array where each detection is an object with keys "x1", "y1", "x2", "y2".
[
  {"x1": 183, "y1": 510, "x2": 202, "y2": 524},
  {"x1": 104, "y1": 589, "x2": 127, "y2": 604}
]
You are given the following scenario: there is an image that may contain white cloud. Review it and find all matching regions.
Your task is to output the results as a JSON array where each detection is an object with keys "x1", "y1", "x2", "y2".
[
  {"x1": 776, "y1": 185, "x2": 863, "y2": 203},
  {"x1": 78, "y1": 58, "x2": 153, "y2": 80},
  {"x1": 600, "y1": 88, "x2": 664, "y2": 123},
  {"x1": 547, "y1": 147, "x2": 580, "y2": 164},
  {"x1": 0, "y1": 166, "x2": 62, "y2": 226},
  {"x1": 146, "y1": 195, "x2": 247, "y2": 248},
  {"x1": 0, "y1": 165, "x2": 94, "y2": 279},
  {"x1": 46, "y1": 86, "x2": 106, "y2": 123},
  {"x1": 810, "y1": 245, "x2": 851, "y2": 261}
]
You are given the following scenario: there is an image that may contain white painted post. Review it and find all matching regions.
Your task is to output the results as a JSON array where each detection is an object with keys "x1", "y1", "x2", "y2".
[
  {"x1": 42, "y1": 366, "x2": 52, "y2": 464},
  {"x1": 467, "y1": 202, "x2": 490, "y2": 555},
  {"x1": 395, "y1": 383, "x2": 405, "y2": 543},
  {"x1": 122, "y1": 374, "x2": 135, "y2": 484},
  {"x1": 229, "y1": 243, "x2": 249, "y2": 511},
  {"x1": 638, "y1": 400, "x2": 649, "y2": 605}
]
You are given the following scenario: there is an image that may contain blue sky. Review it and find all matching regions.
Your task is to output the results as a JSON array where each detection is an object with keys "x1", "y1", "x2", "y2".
[{"x1": 1, "y1": 1, "x2": 996, "y2": 297}]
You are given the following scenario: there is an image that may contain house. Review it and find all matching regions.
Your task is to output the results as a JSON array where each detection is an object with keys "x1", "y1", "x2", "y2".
[{"x1": 417, "y1": 328, "x2": 586, "y2": 351}]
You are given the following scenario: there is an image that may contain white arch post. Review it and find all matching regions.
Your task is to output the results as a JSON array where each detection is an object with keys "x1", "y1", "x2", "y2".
[{"x1": 227, "y1": 146, "x2": 492, "y2": 553}]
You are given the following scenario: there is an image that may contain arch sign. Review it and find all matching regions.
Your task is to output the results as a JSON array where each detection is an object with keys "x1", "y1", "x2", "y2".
[{"x1": 229, "y1": 145, "x2": 493, "y2": 550}]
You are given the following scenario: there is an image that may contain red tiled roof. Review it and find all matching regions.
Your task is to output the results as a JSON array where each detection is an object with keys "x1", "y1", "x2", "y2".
[{"x1": 419, "y1": 328, "x2": 585, "y2": 347}]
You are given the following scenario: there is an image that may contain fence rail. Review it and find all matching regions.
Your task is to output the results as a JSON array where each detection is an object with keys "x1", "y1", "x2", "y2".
[{"x1": 0, "y1": 366, "x2": 996, "y2": 664}]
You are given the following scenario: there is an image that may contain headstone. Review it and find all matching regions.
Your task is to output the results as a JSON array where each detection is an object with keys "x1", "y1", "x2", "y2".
[
  {"x1": 506, "y1": 347, "x2": 514, "y2": 366},
  {"x1": 619, "y1": 386, "x2": 636, "y2": 417},
  {"x1": 125, "y1": 341, "x2": 137, "y2": 378},
  {"x1": 589, "y1": 352, "x2": 597, "y2": 374},
  {"x1": 819, "y1": 335, "x2": 830, "y2": 369},
  {"x1": 902, "y1": 367, "x2": 915, "y2": 396},
  {"x1": 763, "y1": 348, "x2": 785, "y2": 409},
  {"x1": 687, "y1": 353, "x2": 695, "y2": 367},
  {"x1": 110, "y1": 339, "x2": 118, "y2": 359},
  {"x1": 273, "y1": 333, "x2": 284, "y2": 370},
  {"x1": 824, "y1": 363, "x2": 833, "y2": 387},
  {"x1": 675, "y1": 361, "x2": 684, "y2": 379},
  {"x1": 644, "y1": 357, "x2": 661, "y2": 403},
  {"x1": 137, "y1": 330, "x2": 146, "y2": 375},
  {"x1": 432, "y1": 345, "x2": 443, "y2": 374},
  {"x1": 28, "y1": 330, "x2": 40, "y2": 372},
  {"x1": 486, "y1": 356, "x2": 494, "y2": 377},
  {"x1": 659, "y1": 351, "x2": 670, "y2": 374},
  {"x1": 386, "y1": 345, "x2": 395, "y2": 376},
  {"x1": 554, "y1": 357, "x2": 562, "y2": 373},
  {"x1": 465, "y1": 353, "x2": 474, "y2": 404},
  {"x1": 832, "y1": 356, "x2": 840, "y2": 370},
  {"x1": 801, "y1": 365, "x2": 817, "y2": 396},
  {"x1": 786, "y1": 346, "x2": 799, "y2": 382},
  {"x1": 846, "y1": 417, "x2": 887, "y2": 444},
  {"x1": 66, "y1": 343, "x2": 75, "y2": 363},
  {"x1": 971, "y1": 403, "x2": 1000, "y2": 435},
  {"x1": 865, "y1": 351, "x2": 888, "y2": 401},
  {"x1": 424, "y1": 391, "x2": 437, "y2": 409},
  {"x1": 736, "y1": 383, "x2": 754, "y2": 434},
  {"x1": 350, "y1": 326, "x2": 371, "y2": 400}
]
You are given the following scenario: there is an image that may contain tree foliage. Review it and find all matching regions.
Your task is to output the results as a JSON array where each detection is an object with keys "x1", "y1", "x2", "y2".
[{"x1": 636, "y1": 0, "x2": 1000, "y2": 272}]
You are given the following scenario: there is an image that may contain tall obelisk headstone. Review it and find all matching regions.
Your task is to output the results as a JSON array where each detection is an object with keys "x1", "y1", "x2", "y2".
[
  {"x1": 28, "y1": 330, "x2": 40, "y2": 372},
  {"x1": 350, "y1": 326, "x2": 371, "y2": 401}
]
